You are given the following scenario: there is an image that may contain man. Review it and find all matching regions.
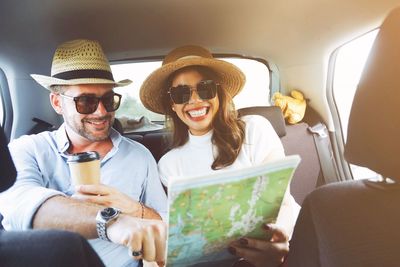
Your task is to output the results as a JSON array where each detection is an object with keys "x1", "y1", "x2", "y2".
[
  {"x1": 0, "y1": 39, "x2": 167, "y2": 267},
  {"x1": 0, "y1": 124, "x2": 105, "y2": 267}
]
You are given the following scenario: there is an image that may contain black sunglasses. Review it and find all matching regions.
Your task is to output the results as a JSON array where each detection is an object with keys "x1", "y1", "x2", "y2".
[
  {"x1": 59, "y1": 92, "x2": 122, "y2": 114},
  {"x1": 168, "y1": 80, "x2": 219, "y2": 104}
]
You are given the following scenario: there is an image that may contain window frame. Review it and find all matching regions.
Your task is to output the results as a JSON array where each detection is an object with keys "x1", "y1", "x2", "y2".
[
  {"x1": 327, "y1": 48, "x2": 351, "y2": 181},
  {"x1": 326, "y1": 28, "x2": 379, "y2": 181}
]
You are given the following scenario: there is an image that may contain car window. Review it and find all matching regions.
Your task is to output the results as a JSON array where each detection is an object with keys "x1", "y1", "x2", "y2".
[
  {"x1": 332, "y1": 29, "x2": 379, "y2": 180},
  {"x1": 111, "y1": 57, "x2": 270, "y2": 133},
  {"x1": 112, "y1": 61, "x2": 164, "y2": 133},
  {"x1": 224, "y1": 58, "x2": 271, "y2": 109}
]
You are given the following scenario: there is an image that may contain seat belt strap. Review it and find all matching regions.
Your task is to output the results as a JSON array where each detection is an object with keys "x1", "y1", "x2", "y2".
[{"x1": 308, "y1": 123, "x2": 340, "y2": 184}]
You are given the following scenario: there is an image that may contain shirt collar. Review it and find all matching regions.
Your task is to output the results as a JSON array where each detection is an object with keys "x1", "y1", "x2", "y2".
[
  {"x1": 104, "y1": 127, "x2": 122, "y2": 162},
  {"x1": 188, "y1": 129, "x2": 213, "y2": 146},
  {"x1": 55, "y1": 124, "x2": 70, "y2": 153}
]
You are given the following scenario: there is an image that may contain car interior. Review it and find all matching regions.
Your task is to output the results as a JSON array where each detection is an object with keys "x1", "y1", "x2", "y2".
[{"x1": 1, "y1": 0, "x2": 400, "y2": 266}]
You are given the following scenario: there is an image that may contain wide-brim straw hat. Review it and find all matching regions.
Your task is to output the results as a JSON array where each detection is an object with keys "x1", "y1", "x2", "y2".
[
  {"x1": 140, "y1": 45, "x2": 246, "y2": 114},
  {"x1": 31, "y1": 39, "x2": 132, "y2": 90}
]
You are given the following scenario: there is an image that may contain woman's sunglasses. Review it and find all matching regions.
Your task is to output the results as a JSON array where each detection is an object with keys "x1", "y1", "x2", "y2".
[
  {"x1": 168, "y1": 80, "x2": 219, "y2": 104},
  {"x1": 59, "y1": 92, "x2": 122, "y2": 114}
]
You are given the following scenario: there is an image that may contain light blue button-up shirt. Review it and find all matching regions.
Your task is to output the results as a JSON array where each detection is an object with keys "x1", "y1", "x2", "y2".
[{"x1": 0, "y1": 124, "x2": 167, "y2": 267}]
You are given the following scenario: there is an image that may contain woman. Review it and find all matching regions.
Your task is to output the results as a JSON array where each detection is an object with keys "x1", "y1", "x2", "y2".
[{"x1": 139, "y1": 45, "x2": 300, "y2": 267}]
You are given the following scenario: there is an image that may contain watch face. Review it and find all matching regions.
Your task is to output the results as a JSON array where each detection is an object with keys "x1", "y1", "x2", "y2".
[{"x1": 101, "y1": 207, "x2": 118, "y2": 220}]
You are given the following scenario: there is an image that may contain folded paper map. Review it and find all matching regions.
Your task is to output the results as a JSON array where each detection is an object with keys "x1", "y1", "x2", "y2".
[{"x1": 167, "y1": 155, "x2": 301, "y2": 266}]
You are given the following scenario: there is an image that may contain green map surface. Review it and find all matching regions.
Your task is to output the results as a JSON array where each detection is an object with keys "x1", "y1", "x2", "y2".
[{"x1": 167, "y1": 167, "x2": 295, "y2": 266}]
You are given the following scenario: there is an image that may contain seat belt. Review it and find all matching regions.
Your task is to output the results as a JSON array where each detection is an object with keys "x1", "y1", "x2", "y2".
[{"x1": 308, "y1": 123, "x2": 340, "y2": 184}]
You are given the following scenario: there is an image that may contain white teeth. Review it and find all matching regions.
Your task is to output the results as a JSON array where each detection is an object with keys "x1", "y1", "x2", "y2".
[
  {"x1": 188, "y1": 107, "x2": 207, "y2": 117},
  {"x1": 89, "y1": 121, "x2": 105, "y2": 125}
]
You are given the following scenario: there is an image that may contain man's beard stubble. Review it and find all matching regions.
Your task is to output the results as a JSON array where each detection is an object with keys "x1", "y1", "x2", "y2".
[{"x1": 67, "y1": 114, "x2": 114, "y2": 142}]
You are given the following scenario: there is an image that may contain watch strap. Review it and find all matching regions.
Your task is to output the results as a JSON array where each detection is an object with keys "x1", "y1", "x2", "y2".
[{"x1": 96, "y1": 220, "x2": 109, "y2": 241}]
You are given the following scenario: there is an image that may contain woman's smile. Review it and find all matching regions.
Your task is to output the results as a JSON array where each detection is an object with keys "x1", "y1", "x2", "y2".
[{"x1": 185, "y1": 106, "x2": 210, "y2": 121}]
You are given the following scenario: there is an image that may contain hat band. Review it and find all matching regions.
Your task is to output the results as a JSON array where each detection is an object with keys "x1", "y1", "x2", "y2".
[{"x1": 52, "y1": 69, "x2": 115, "y2": 81}]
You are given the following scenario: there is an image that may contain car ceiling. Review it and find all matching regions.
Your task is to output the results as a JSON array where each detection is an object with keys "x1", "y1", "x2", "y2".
[
  {"x1": 1, "y1": 0, "x2": 400, "y2": 137},
  {"x1": 1, "y1": 0, "x2": 398, "y2": 64}
]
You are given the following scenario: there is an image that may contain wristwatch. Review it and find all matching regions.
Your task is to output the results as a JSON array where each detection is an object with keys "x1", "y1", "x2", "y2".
[{"x1": 96, "y1": 207, "x2": 121, "y2": 241}]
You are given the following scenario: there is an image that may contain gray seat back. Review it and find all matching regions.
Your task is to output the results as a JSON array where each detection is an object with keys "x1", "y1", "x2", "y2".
[
  {"x1": 238, "y1": 106, "x2": 286, "y2": 137},
  {"x1": 0, "y1": 125, "x2": 17, "y2": 229},
  {"x1": 0, "y1": 125, "x2": 16, "y2": 192}
]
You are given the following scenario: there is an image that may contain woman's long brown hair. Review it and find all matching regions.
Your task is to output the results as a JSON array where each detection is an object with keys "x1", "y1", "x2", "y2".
[{"x1": 162, "y1": 66, "x2": 245, "y2": 170}]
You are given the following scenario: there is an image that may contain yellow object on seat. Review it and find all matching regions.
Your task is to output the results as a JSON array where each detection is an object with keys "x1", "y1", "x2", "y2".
[{"x1": 272, "y1": 90, "x2": 306, "y2": 124}]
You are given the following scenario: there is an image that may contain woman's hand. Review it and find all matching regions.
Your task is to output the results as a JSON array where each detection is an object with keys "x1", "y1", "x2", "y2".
[
  {"x1": 72, "y1": 184, "x2": 141, "y2": 215},
  {"x1": 229, "y1": 224, "x2": 289, "y2": 267}
]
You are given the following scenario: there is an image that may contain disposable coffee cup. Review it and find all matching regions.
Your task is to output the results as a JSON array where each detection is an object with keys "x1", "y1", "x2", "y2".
[{"x1": 67, "y1": 151, "x2": 100, "y2": 186}]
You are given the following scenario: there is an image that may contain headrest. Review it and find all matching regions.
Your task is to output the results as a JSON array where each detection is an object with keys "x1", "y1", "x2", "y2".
[
  {"x1": 344, "y1": 7, "x2": 400, "y2": 181},
  {"x1": 0, "y1": 125, "x2": 16, "y2": 192},
  {"x1": 237, "y1": 106, "x2": 287, "y2": 137}
]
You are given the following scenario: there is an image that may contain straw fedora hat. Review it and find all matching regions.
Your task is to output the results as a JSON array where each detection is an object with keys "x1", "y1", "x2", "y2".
[
  {"x1": 31, "y1": 39, "x2": 132, "y2": 90},
  {"x1": 140, "y1": 45, "x2": 246, "y2": 114}
]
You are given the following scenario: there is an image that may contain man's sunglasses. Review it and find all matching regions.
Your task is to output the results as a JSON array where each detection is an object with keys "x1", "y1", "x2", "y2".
[
  {"x1": 168, "y1": 80, "x2": 219, "y2": 104},
  {"x1": 59, "y1": 92, "x2": 122, "y2": 114}
]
